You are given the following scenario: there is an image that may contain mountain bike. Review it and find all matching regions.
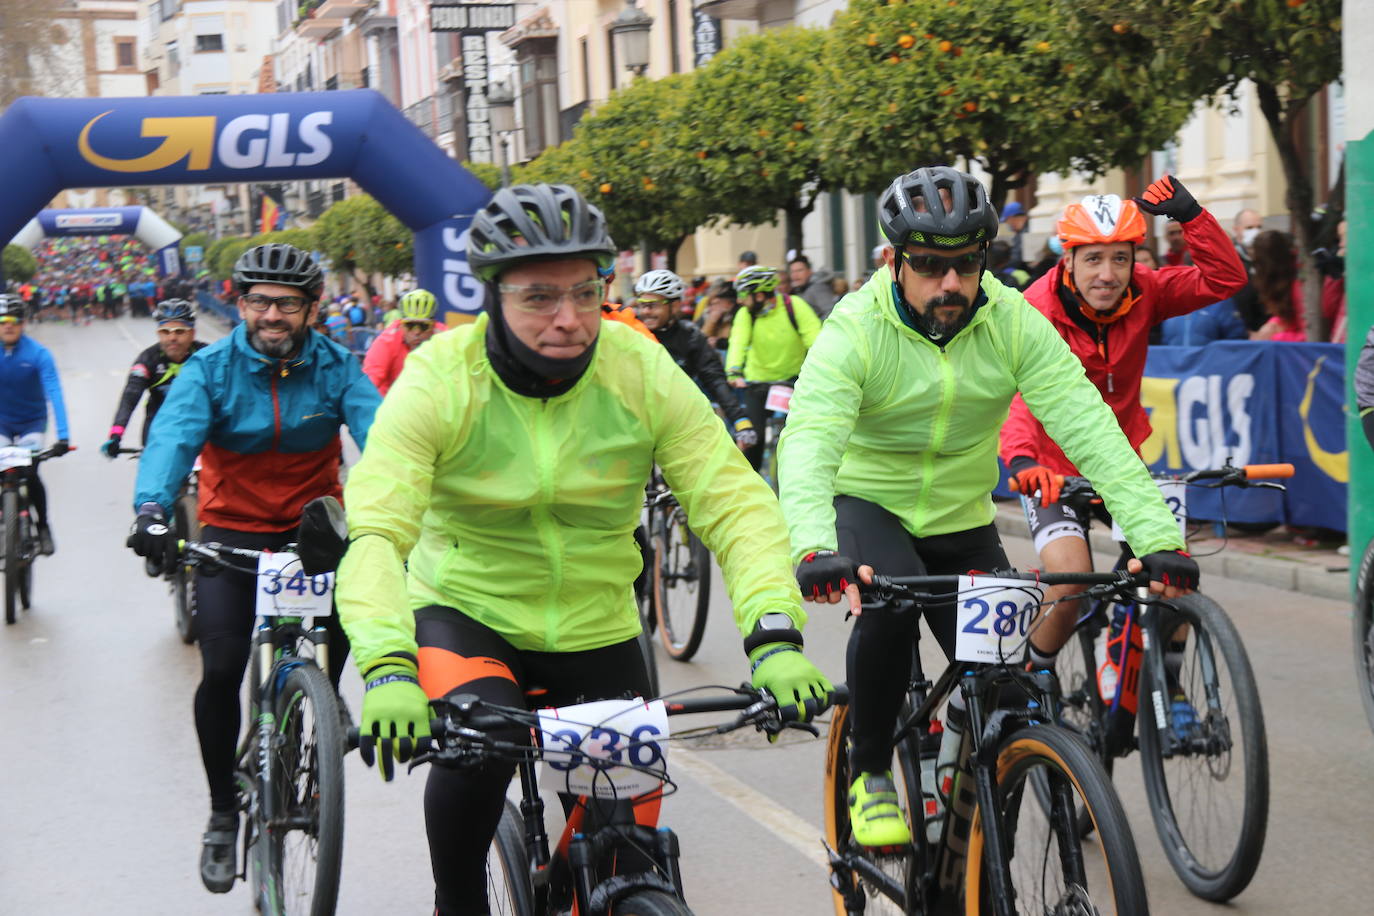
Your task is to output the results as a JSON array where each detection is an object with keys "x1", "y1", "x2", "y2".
[
  {"x1": 824, "y1": 569, "x2": 1150, "y2": 916},
  {"x1": 1, "y1": 443, "x2": 70, "y2": 625},
  {"x1": 116, "y1": 446, "x2": 200, "y2": 643},
  {"x1": 181, "y1": 535, "x2": 346, "y2": 916},
  {"x1": 1012, "y1": 462, "x2": 1287, "y2": 902},
  {"x1": 643, "y1": 469, "x2": 711, "y2": 662},
  {"x1": 1355, "y1": 536, "x2": 1374, "y2": 737},
  {"x1": 381, "y1": 682, "x2": 845, "y2": 915}
]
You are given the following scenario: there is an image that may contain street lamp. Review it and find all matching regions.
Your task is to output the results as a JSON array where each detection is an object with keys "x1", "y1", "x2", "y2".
[
  {"x1": 610, "y1": 0, "x2": 653, "y2": 78},
  {"x1": 487, "y1": 79, "x2": 516, "y2": 188}
]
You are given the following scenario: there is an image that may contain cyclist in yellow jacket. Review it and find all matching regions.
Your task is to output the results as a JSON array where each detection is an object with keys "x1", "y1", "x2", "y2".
[
  {"x1": 726, "y1": 265, "x2": 821, "y2": 469},
  {"x1": 335, "y1": 184, "x2": 832, "y2": 915}
]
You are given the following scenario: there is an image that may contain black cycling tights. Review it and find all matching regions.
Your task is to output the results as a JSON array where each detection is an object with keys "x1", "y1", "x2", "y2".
[
  {"x1": 415, "y1": 608, "x2": 651, "y2": 916},
  {"x1": 193, "y1": 525, "x2": 349, "y2": 813},
  {"x1": 26, "y1": 468, "x2": 47, "y2": 527},
  {"x1": 834, "y1": 496, "x2": 1008, "y2": 775}
]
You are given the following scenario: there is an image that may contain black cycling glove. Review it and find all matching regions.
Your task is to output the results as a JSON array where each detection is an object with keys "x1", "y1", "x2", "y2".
[
  {"x1": 127, "y1": 503, "x2": 169, "y2": 559},
  {"x1": 1140, "y1": 549, "x2": 1199, "y2": 591},
  {"x1": 796, "y1": 550, "x2": 858, "y2": 601}
]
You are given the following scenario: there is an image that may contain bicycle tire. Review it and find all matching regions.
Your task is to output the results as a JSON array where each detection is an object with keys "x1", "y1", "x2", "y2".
[
  {"x1": 612, "y1": 889, "x2": 694, "y2": 915},
  {"x1": 1353, "y1": 538, "x2": 1374, "y2": 736},
  {"x1": 652, "y1": 509, "x2": 710, "y2": 661},
  {"x1": 1032, "y1": 617, "x2": 1112, "y2": 837},
  {"x1": 4, "y1": 490, "x2": 19, "y2": 624},
  {"x1": 267, "y1": 664, "x2": 346, "y2": 916},
  {"x1": 965, "y1": 724, "x2": 1148, "y2": 916},
  {"x1": 822, "y1": 702, "x2": 919, "y2": 916},
  {"x1": 17, "y1": 501, "x2": 33, "y2": 610},
  {"x1": 172, "y1": 494, "x2": 195, "y2": 644},
  {"x1": 1137, "y1": 592, "x2": 1268, "y2": 902},
  {"x1": 488, "y1": 800, "x2": 534, "y2": 915}
]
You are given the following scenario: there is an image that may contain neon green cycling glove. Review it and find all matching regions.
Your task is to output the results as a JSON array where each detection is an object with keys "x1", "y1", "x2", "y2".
[
  {"x1": 359, "y1": 655, "x2": 431, "y2": 782},
  {"x1": 750, "y1": 643, "x2": 834, "y2": 725}
]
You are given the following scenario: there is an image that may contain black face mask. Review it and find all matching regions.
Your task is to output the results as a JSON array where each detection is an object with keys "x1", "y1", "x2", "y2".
[{"x1": 483, "y1": 284, "x2": 597, "y2": 398}]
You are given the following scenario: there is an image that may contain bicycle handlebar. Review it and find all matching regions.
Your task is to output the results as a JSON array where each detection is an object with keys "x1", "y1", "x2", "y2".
[
  {"x1": 862, "y1": 569, "x2": 1150, "y2": 595},
  {"x1": 1006, "y1": 461, "x2": 1296, "y2": 494}
]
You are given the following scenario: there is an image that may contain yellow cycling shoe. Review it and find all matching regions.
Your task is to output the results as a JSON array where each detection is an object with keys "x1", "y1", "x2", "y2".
[{"x1": 848, "y1": 771, "x2": 912, "y2": 848}]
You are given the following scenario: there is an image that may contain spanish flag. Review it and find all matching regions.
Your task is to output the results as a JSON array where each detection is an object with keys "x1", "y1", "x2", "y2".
[{"x1": 260, "y1": 194, "x2": 281, "y2": 235}]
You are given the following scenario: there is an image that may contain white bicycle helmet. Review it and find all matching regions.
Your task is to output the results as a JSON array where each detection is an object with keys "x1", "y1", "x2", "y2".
[{"x1": 633, "y1": 269, "x2": 686, "y2": 300}]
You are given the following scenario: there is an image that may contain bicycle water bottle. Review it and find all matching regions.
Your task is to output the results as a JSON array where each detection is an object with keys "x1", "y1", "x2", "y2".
[{"x1": 918, "y1": 718, "x2": 945, "y2": 845}]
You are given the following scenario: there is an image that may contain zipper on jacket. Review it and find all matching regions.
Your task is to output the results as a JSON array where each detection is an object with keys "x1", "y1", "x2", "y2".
[
  {"x1": 270, "y1": 373, "x2": 282, "y2": 451},
  {"x1": 915, "y1": 349, "x2": 958, "y2": 533},
  {"x1": 531, "y1": 398, "x2": 564, "y2": 650}
]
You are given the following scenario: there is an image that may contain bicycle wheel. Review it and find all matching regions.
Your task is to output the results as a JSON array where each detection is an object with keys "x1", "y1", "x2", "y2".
[
  {"x1": 652, "y1": 508, "x2": 710, "y2": 661},
  {"x1": 1032, "y1": 616, "x2": 1112, "y2": 837},
  {"x1": 822, "y1": 702, "x2": 920, "y2": 916},
  {"x1": 613, "y1": 889, "x2": 694, "y2": 915},
  {"x1": 171, "y1": 495, "x2": 195, "y2": 644},
  {"x1": 1353, "y1": 538, "x2": 1374, "y2": 736},
  {"x1": 17, "y1": 501, "x2": 33, "y2": 611},
  {"x1": 487, "y1": 800, "x2": 534, "y2": 915},
  {"x1": 4, "y1": 490, "x2": 19, "y2": 624},
  {"x1": 1137, "y1": 593, "x2": 1268, "y2": 901},
  {"x1": 965, "y1": 724, "x2": 1148, "y2": 916},
  {"x1": 268, "y1": 664, "x2": 346, "y2": 916}
]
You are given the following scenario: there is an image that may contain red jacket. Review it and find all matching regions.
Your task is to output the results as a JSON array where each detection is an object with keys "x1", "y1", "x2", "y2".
[
  {"x1": 999, "y1": 210, "x2": 1247, "y2": 474},
  {"x1": 362, "y1": 319, "x2": 447, "y2": 396}
]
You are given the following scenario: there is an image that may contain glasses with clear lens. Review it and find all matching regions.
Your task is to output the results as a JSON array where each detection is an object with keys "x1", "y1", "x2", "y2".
[
  {"x1": 498, "y1": 279, "x2": 606, "y2": 315},
  {"x1": 241, "y1": 293, "x2": 310, "y2": 314},
  {"x1": 901, "y1": 250, "x2": 984, "y2": 278}
]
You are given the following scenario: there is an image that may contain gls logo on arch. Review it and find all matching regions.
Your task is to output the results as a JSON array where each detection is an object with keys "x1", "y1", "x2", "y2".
[{"x1": 77, "y1": 110, "x2": 335, "y2": 174}]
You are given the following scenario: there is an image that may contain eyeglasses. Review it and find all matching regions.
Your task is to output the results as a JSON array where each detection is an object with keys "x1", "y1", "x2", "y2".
[
  {"x1": 634, "y1": 297, "x2": 670, "y2": 306},
  {"x1": 498, "y1": 279, "x2": 606, "y2": 315},
  {"x1": 403, "y1": 321, "x2": 434, "y2": 332},
  {"x1": 900, "y1": 249, "x2": 985, "y2": 278},
  {"x1": 0, "y1": 316, "x2": 21, "y2": 325},
  {"x1": 240, "y1": 293, "x2": 311, "y2": 314}
]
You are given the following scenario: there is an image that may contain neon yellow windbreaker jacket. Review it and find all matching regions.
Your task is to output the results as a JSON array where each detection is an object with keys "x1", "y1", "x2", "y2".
[
  {"x1": 336, "y1": 315, "x2": 805, "y2": 668},
  {"x1": 725, "y1": 294, "x2": 821, "y2": 382},
  {"x1": 777, "y1": 271, "x2": 1184, "y2": 566}
]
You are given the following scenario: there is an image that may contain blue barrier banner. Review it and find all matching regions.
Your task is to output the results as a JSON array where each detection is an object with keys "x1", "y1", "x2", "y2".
[
  {"x1": 0, "y1": 91, "x2": 492, "y2": 320},
  {"x1": 1272, "y1": 344, "x2": 1347, "y2": 527},
  {"x1": 414, "y1": 217, "x2": 486, "y2": 320}
]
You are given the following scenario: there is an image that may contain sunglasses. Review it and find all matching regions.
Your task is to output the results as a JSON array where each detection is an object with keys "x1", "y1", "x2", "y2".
[
  {"x1": 0, "y1": 316, "x2": 21, "y2": 325},
  {"x1": 403, "y1": 321, "x2": 434, "y2": 332},
  {"x1": 900, "y1": 249, "x2": 985, "y2": 278},
  {"x1": 634, "y1": 297, "x2": 670, "y2": 306},
  {"x1": 240, "y1": 293, "x2": 311, "y2": 314}
]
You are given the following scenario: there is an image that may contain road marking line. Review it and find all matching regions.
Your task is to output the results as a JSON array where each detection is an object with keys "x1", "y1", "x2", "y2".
[
  {"x1": 671, "y1": 747, "x2": 830, "y2": 871},
  {"x1": 115, "y1": 316, "x2": 139, "y2": 348}
]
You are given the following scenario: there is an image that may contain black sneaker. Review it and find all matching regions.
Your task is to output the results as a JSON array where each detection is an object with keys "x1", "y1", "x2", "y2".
[
  {"x1": 36, "y1": 525, "x2": 54, "y2": 557},
  {"x1": 200, "y1": 810, "x2": 239, "y2": 893}
]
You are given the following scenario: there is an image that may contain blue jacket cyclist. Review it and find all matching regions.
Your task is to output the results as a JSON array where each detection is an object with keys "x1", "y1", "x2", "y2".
[
  {"x1": 0, "y1": 293, "x2": 70, "y2": 555},
  {"x1": 125, "y1": 243, "x2": 380, "y2": 896}
]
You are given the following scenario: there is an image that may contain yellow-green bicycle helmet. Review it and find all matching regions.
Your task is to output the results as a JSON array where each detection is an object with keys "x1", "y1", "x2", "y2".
[{"x1": 399, "y1": 288, "x2": 438, "y2": 322}]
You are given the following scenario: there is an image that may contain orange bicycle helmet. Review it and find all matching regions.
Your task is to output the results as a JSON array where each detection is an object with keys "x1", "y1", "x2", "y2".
[{"x1": 1057, "y1": 194, "x2": 1146, "y2": 249}]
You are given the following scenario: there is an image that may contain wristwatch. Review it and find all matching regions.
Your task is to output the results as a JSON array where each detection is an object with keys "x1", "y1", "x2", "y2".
[{"x1": 743, "y1": 612, "x2": 804, "y2": 654}]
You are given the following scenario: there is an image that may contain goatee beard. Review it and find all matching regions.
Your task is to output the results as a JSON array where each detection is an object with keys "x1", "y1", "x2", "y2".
[
  {"x1": 919, "y1": 292, "x2": 972, "y2": 337},
  {"x1": 250, "y1": 326, "x2": 303, "y2": 358}
]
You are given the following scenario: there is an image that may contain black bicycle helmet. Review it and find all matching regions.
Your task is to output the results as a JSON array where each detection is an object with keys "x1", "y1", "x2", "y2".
[
  {"x1": 878, "y1": 166, "x2": 998, "y2": 250},
  {"x1": 153, "y1": 298, "x2": 196, "y2": 325},
  {"x1": 232, "y1": 243, "x2": 324, "y2": 298},
  {"x1": 0, "y1": 294, "x2": 24, "y2": 320},
  {"x1": 467, "y1": 183, "x2": 617, "y2": 282}
]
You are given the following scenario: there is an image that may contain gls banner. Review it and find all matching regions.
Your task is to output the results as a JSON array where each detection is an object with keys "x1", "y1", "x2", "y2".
[{"x1": 0, "y1": 91, "x2": 493, "y2": 320}]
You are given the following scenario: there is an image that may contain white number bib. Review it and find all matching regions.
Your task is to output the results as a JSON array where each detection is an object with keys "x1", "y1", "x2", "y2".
[
  {"x1": 954, "y1": 576, "x2": 1045, "y2": 664},
  {"x1": 1111, "y1": 480, "x2": 1187, "y2": 542},
  {"x1": 0, "y1": 446, "x2": 32, "y2": 470},
  {"x1": 537, "y1": 698, "x2": 670, "y2": 798},
  {"x1": 254, "y1": 551, "x2": 334, "y2": 618},
  {"x1": 765, "y1": 385, "x2": 793, "y2": 414}
]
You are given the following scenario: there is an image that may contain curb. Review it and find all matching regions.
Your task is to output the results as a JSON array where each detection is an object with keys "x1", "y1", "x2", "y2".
[{"x1": 991, "y1": 503, "x2": 1349, "y2": 603}]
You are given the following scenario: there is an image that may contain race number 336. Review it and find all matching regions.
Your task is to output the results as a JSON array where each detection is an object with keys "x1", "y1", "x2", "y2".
[
  {"x1": 954, "y1": 576, "x2": 1045, "y2": 664},
  {"x1": 255, "y1": 551, "x2": 333, "y2": 618},
  {"x1": 537, "y1": 698, "x2": 670, "y2": 798}
]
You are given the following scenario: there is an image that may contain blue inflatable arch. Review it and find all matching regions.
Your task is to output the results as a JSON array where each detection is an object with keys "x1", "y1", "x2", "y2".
[
  {"x1": 13, "y1": 207, "x2": 185, "y2": 278},
  {"x1": 0, "y1": 90, "x2": 492, "y2": 321}
]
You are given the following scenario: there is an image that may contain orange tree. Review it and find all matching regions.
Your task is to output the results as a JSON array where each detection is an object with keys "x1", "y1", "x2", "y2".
[
  {"x1": 520, "y1": 73, "x2": 711, "y2": 267},
  {"x1": 313, "y1": 194, "x2": 411, "y2": 296},
  {"x1": 684, "y1": 27, "x2": 832, "y2": 256},
  {"x1": 1080, "y1": 0, "x2": 1343, "y2": 338},
  {"x1": 817, "y1": 0, "x2": 1196, "y2": 206}
]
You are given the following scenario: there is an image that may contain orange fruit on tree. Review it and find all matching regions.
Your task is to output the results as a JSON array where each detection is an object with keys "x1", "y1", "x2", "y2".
[
  {"x1": 963, "y1": 100, "x2": 977, "y2": 112},
  {"x1": 599, "y1": 183, "x2": 612, "y2": 194},
  {"x1": 899, "y1": 34, "x2": 916, "y2": 48},
  {"x1": 793, "y1": 120, "x2": 806, "y2": 131},
  {"x1": 939, "y1": 39, "x2": 953, "y2": 52},
  {"x1": 866, "y1": 33, "x2": 879, "y2": 46},
  {"x1": 939, "y1": 86, "x2": 955, "y2": 96},
  {"x1": 1112, "y1": 22, "x2": 1128, "y2": 33}
]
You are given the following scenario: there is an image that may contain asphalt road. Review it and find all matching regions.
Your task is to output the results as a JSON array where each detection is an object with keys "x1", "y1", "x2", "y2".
[{"x1": 2, "y1": 316, "x2": 1371, "y2": 915}]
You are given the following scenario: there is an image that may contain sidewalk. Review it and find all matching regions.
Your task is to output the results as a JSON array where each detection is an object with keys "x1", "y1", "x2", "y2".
[{"x1": 992, "y1": 500, "x2": 1350, "y2": 602}]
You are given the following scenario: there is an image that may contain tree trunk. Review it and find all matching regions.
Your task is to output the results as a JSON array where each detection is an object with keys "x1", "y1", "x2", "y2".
[
  {"x1": 663, "y1": 233, "x2": 688, "y2": 273},
  {"x1": 784, "y1": 194, "x2": 817, "y2": 261},
  {"x1": 1255, "y1": 81, "x2": 1325, "y2": 341}
]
